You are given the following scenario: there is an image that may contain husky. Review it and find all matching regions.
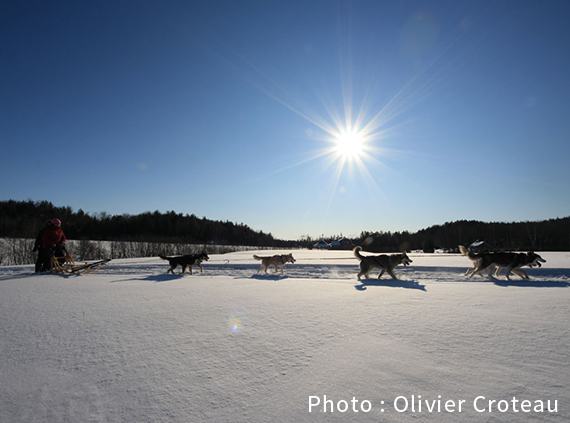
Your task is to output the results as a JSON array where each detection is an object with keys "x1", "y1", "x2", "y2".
[
  {"x1": 459, "y1": 245, "x2": 545, "y2": 280},
  {"x1": 159, "y1": 251, "x2": 209, "y2": 275},
  {"x1": 478, "y1": 251, "x2": 545, "y2": 280},
  {"x1": 253, "y1": 253, "x2": 296, "y2": 274},
  {"x1": 459, "y1": 245, "x2": 490, "y2": 277},
  {"x1": 353, "y1": 246, "x2": 412, "y2": 280}
]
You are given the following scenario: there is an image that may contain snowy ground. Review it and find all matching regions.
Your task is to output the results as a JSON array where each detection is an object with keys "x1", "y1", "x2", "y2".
[{"x1": 1, "y1": 249, "x2": 569, "y2": 423}]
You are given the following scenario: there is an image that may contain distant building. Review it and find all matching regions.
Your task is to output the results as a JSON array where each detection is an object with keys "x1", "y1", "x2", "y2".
[
  {"x1": 330, "y1": 240, "x2": 342, "y2": 249},
  {"x1": 313, "y1": 241, "x2": 331, "y2": 249},
  {"x1": 331, "y1": 238, "x2": 354, "y2": 250},
  {"x1": 314, "y1": 238, "x2": 354, "y2": 250}
]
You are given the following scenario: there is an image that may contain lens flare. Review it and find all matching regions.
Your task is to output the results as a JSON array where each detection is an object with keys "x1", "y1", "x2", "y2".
[{"x1": 228, "y1": 315, "x2": 244, "y2": 334}]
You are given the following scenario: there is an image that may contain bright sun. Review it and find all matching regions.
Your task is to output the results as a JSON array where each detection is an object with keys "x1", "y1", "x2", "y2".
[{"x1": 334, "y1": 131, "x2": 365, "y2": 159}]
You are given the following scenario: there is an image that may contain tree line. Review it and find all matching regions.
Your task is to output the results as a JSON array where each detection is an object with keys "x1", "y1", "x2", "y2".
[
  {"x1": 299, "y1": 218, "x2": 570, "y2": 252},
  {"x1": 352, "y1": 217, "x2": 570, "y2": 253},
  {"x1": 1, "y1": 200, "x2": 569, "y2": 252},
  {"x1": 0, "y1": 200, "x2": 295, "y2": 248}
]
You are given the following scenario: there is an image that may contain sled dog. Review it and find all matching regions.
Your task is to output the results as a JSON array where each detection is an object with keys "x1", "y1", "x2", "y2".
[
  {"x1": 253, "y1": 253, "x2": 296, "y2": 274},
  {"x1": 353, "y1": 246, "x2": 412, "y2": 280},
  {"x1": 459, "y1": 245, "x2": 492, "y2": 277},
  {"x1": 459, "y1": 245, "x2": 545, "y2": 280},
  {"x1": 159, "y1": 251, "x2": 209, "y2": 275}
]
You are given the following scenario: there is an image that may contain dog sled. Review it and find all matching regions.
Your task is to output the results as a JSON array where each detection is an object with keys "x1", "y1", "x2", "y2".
[{"x1": 49, "y1": 253, "x2": 111, "y2": 275}]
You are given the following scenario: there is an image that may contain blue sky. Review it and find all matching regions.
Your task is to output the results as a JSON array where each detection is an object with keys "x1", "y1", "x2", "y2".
[{"x1": 1, "y1": 1, "x2": 569, "y2": 240}]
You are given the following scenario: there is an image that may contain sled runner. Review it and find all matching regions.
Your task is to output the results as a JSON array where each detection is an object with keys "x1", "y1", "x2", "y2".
[{"x1": 49, "y1": 254, "x2": 111, "y2": 274}]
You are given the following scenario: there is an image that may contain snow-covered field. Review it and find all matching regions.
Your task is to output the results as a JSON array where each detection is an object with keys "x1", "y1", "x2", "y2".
[{"x1": 1, "y1": 249, "x2": 569, "y2": 423}]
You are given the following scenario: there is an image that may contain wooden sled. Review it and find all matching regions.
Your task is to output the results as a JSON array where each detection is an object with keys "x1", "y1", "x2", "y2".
[{"x1": 50, "y1": 254, "x2": 111, "y2": 274}]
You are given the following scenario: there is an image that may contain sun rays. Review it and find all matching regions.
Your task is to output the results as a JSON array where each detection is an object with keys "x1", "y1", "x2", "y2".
[
  {"x1": 313, "y1": 110, "x2": 390, "y2": 187},
  {"x1": 216, "y1": 4, "x2": 460, "y2": 219}
]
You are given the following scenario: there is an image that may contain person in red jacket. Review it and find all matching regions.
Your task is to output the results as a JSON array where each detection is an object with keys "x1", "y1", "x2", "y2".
[
  {"x1": 42, "y1": 219, "x2": 66, "y2": 249},
  {"x1": 37, "y1": 218, "x2": 67, "y2": 271}
]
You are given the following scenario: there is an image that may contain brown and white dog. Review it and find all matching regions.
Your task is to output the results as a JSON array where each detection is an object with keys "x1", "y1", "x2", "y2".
[{"x1": 253, "y1": 253, "x2": 296, "y2": 274}]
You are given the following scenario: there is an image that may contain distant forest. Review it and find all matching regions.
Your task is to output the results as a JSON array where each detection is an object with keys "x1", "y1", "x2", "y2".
[
  {"x1": 0, "y1": 200, "x2": 291, "y2": 248},
  {"x1": 1, "y1": 200, "x2": 569, "y2": 251}
]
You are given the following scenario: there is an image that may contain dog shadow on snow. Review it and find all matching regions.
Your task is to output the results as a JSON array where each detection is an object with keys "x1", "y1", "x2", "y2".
[
  {"x1": 129, "y1": 273, "x2": 187, "y2": 283},
  {"x1": 492, "y1": 268, "x2": 570, "y2": 287},
  {"x1": 354, "y1": 278, "x2": 426, "y2": 292},
  {"x1": 491, "y1": 278, "x2": 570, "y2": 288},
  {"x1": 249, "y1": 273, "x2": 290, "y2": 281}
]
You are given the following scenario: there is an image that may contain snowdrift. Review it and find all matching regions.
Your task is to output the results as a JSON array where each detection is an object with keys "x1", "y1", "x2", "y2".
[{"x1": 1, "y1": 250, "x2": 569, "y2": 422}]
